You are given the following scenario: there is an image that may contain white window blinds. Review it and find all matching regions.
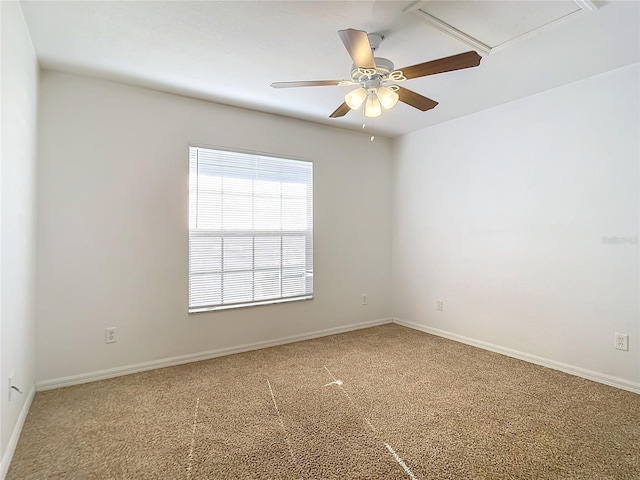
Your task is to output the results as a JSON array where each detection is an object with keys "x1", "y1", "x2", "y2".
[{"x1": 188, "y1": 146, "x2": 313, "y2": 312}]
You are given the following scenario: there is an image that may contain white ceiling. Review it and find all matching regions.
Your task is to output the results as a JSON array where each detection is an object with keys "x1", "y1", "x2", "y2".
[{"x1": 20, "y1": 1, "x2": 640, "y2": 138}]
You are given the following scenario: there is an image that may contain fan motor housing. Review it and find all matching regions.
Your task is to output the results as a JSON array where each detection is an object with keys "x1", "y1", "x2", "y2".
[{"x1": 350, "y1": 57, "x2": 395, "y2": 84}]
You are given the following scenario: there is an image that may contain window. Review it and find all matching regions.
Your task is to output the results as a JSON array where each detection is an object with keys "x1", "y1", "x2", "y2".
[{"x1": 188, "y1": 146, "x2": 313, "y2": 312}]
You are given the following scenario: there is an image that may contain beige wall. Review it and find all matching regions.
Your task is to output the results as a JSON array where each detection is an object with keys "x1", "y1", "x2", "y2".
[
  {"x1": 35, "y1": 71, "x2": 393, "y2": 384},
  {"x1": 392, "y1": 64, "x2": 640, "y2": 389},
  {"x1": 1, "y1": 0, "x2": 39, "y2": 473}
]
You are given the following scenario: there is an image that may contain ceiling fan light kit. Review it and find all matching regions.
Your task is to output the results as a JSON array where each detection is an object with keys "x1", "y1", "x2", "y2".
[
  {"x1": 364, "y1": 94, "x2": 382, "y2": 118},
  {"x1": 345, "y1": 87, "x2": 367, "y2": 109},
  {"x1": 377, "y1": 86, "x2": 399, "y2": 109},
  {"x1": 344, "y1": 53, "x2": 404, "y2": 116},
  {"x1": 271, "y1": 28, "x2": 482, "y2": 121}
]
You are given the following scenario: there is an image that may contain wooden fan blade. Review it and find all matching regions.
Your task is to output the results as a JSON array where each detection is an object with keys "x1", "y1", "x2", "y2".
[
  {"x1": 338, "y1": 28, "x2": 376, "y2": 69},
  {"x1": 396, "y1": 86, "x2": 438, "y2": 111},
  {"x1": 329, "y1": 102, "x2": 351, "y2": 118},
  {"x1": 271, "y1": 80, "x2": 347, "y2": 88},
  {"x1": 398, "y1": 51, "x2": 481, "y2": 80}
]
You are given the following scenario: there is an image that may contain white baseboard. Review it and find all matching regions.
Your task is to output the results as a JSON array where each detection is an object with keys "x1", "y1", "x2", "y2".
[
  {"x1": 393, "y1": 318, "x2": 640, "y2": 394},
  {"x1": 36, "y1": 318, "x2": 393, "y2": 391},
  {"x1": 1, "y1": 385, "x2": 36, "y2": 480}
]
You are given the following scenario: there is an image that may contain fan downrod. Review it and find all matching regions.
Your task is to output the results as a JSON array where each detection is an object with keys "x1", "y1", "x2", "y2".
[{"x1": 367, "y1": 33, "x2": 383, "y2": 53}]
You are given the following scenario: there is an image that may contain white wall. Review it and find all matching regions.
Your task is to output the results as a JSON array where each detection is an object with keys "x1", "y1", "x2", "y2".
[
  {"x1": 392, "y1": 63, "x2": 639, "y2": 388},
  {"x1": 0, "y1": 0, "x2": 39, "y2": 473},
  {"x1": 35, "y1": 71, "x2": 392, "y2": 383}
]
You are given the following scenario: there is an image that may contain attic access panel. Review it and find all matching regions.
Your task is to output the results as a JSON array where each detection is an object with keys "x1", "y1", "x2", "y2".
[{"x1": 405, "y1": 0, "x2": 596, "y2": 55}]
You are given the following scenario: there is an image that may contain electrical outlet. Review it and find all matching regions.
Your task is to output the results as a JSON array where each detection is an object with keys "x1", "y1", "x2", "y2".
[
  {"x1": 615, "y1": 333, "x2": 629, "y2": 351},
  {"x1": 436, "y1": 299, "x2": 444, "y2": 312},
  {"x1": 7, "y1": 375, "x2": 22, "y2": 401},
  {"x1": 105, "y1": 327, "x2": 117, "y2": 344},
  {"x1": 361, "y1": 294, "x2": 368, "y2": 305}
]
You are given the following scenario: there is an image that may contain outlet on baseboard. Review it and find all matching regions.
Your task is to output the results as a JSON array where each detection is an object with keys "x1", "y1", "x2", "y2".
[{"x1": 615, "y1": 333, "x2": 629, "y2": 351}]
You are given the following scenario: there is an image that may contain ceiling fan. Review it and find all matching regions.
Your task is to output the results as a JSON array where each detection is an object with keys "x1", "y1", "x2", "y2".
[{"x1": 271, "y1": 28, "x2": 482, "y2": 119}]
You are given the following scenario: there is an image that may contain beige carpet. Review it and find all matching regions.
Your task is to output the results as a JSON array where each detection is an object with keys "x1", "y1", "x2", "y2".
[{"x1": 8, "y1": 324, "x2": 640, "y2": 479}]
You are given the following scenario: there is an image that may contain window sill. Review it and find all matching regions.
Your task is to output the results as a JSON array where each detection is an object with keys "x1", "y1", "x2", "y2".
[{"x1": 189, "y1": 295, "x2": 313, "y2": 314}]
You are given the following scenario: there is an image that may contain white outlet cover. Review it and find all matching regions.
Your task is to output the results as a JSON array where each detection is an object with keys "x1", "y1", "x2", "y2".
[
  {"x1": 615, "y1": 333, "x2": 629, "y2": 351},
  {"x1": 105, "y1": 327, "x2": 117, "y2": 344}
]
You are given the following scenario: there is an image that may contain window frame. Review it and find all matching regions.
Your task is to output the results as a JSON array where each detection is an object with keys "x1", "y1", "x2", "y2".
[{"x1": 188, "y1": 145, "x2": 314, "y2": 314}]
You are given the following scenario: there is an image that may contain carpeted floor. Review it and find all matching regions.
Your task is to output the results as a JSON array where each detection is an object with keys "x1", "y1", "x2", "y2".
[{"x1": 8, "y1": 324, "x2": 640, "y2": 479}]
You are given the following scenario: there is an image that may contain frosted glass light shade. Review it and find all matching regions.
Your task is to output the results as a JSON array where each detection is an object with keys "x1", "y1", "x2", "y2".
[
  {"x1": 365, "y1": 95, "x2": 382, "y2": 118},
  {"x1": 345, "y1": 87, "x2": 367, "y2": 109},
  {"x1": 377, "y1": 86, "x2": 399, "y2": 109}
]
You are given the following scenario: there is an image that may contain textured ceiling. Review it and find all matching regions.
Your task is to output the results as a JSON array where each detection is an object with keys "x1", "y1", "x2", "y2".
[{"x1": 20, "y1": 1, "x2": 640, "y2": 137}]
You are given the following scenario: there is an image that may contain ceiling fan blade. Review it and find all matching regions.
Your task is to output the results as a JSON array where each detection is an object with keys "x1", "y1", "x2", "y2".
[
  {"x1": 398, "y1": 51, "x2": 481, "y2": 80},
  {"x1": 271, "y1": 80, "x2": 348, "y2": 88},
  {"x1": 396, "y1": 86, "x2": 438, "y2": 111},
  {"x1": 338, "y1": 28, "x2": 376, "y2": 69},
  {"x1": 329, "y1": 102, "x2": 351, "y2": 118}
]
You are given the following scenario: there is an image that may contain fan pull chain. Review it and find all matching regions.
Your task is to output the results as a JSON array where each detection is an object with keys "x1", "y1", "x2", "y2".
[{"x1": 361, "y1": 107, "x2": 375, "y2": 141}]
